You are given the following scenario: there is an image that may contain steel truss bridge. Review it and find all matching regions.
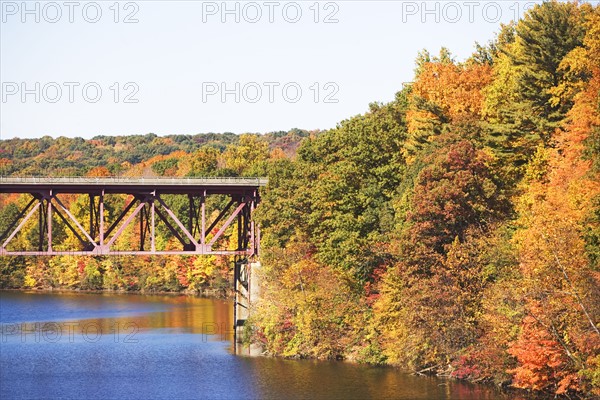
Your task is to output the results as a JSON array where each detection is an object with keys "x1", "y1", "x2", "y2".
[
  {"x1": 0, "y1": 177, "x2": 267, "y2": 257},
  {"x1": 0, "y1": 176, "x2": 266, "y2": 346}
]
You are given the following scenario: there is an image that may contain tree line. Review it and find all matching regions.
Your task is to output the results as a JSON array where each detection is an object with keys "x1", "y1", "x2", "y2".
[
  {"x1": 251, "y1": 2, "x2": 599, "y2": 397},
  {"x1": 0, "y1": 1, "x2": 598, "y2": 397}
]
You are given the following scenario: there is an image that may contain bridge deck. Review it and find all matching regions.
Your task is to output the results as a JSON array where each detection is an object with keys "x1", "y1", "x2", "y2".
[
  {"x1": 0, "y1": 176, "x2": 265, "y2": 256},
  {"x1": 0, "y1": 176, "x2": 268, "y2": 195}
]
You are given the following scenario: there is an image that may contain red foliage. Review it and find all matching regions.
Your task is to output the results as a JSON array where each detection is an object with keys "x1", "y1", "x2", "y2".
[
  {"x1": 452, "y1": 352, "x2": 483, "y2": 380},
  {"x1": 77, "y1": 259, "x2": 85, "y2": 275},
  {"x1": 364, "y1": 264, "x2": 386, "y2": 306},
  {"x1": 408, "y1": 140, "x2": 503, "y2": 254},
  {"x1": 508, "y1": 314, "x2": 580, "y2": 394}
]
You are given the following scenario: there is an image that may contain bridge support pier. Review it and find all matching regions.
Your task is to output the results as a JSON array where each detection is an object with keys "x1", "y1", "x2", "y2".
[{"x1": 234, "y1": 259, "x2": 261, "y2": 346}]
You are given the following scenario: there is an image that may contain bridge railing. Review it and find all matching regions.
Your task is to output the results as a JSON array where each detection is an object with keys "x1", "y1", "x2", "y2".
[{"x1": 0, "y1": 176, "x2": 268, "y2": 186}]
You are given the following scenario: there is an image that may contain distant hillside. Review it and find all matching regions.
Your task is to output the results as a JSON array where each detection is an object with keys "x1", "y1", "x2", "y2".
[{"x1": 0, "y1": 129, "x2": 312, "y2": 177}]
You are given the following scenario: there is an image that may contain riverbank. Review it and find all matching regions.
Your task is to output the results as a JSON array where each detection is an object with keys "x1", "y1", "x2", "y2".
[
  {"x1": 0, "y1": 253, "x2": 234, "y2": 294},
  {"x1": 0, "y1": 290, "x2": 513, "y2": 400},
  {"x1": 0, "y1": 285, "x2": 230, "y2": 298},
  {"x1": 0, "y1": 288, "x2": 542, "y2": 399}
]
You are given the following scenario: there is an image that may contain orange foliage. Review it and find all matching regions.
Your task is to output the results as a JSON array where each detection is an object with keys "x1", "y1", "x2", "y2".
[
  {"x1": 564, "y1": 70, "x2": 600, "y2": 148},
  {"x1": 0, "y1": 157, "x2": 12, "y2": 168},
  {"x1": 508, "y1": 313, "x2": 579, "y2": 394},
  {"x1": 86, "y1": 166, "x2": 111, "y2": 177},
  {"x1": 510, "y1": 36, "x2": 600, "y2": 395},
  {"x1": 407, "y1": 62, "x2": 492, "y2": 132},
  {"x1": 269, "y1": 148, "x2": 287, "y2": 160}
]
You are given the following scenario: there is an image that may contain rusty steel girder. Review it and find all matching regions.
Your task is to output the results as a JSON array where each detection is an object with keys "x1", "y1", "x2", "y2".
[{"x1": 0, "y1": 177, "x2": 266, "y2": 256}]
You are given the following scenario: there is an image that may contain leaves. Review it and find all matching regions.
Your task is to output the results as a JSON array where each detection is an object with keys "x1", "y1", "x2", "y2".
[{"x1": 1, "y1": 2, "x2": 600, "y2": 397}]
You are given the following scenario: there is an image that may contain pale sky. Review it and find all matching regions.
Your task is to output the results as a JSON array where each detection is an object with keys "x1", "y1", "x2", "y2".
[{"x1": 1, "y1": 0, "x2": 576, "y2": 139}]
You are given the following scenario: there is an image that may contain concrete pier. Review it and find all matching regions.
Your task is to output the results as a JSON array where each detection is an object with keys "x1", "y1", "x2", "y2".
[{"x1": 234, "y1": 261, "x2": 261, "y2": 345}]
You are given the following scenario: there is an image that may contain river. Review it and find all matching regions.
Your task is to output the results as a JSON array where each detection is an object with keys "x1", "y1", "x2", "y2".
[{"x1": 0, "y1": 291, "x2": 514, "y2": 399}]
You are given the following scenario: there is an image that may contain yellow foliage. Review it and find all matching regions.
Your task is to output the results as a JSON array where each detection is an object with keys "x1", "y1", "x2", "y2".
[{"x1": 23, "y1": 274, "x2": 36, "y2": 288}]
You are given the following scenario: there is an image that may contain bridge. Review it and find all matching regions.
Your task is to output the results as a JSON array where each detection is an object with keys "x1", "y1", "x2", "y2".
[
  {"x1": 0, "y1": 176, "x2": 266, "y2": 256},
  {"x1": 0, "y1": 176, "x2": 267, "y2": 342}
]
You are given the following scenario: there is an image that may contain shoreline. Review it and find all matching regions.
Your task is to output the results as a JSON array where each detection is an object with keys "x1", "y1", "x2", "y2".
[
  {"x1": 2, "y1": 288, "x2": 539, "y2": 399},
  {"x1": 0, "y1": 286, "x2": 231, "y2": 298}
]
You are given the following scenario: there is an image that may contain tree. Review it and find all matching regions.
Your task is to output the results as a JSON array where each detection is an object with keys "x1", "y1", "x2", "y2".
[
  {"x1": 404, "y1": 58, "x2": 492, "y2": 160},
  {"x1": 221, "y1": 134, "x2": 269, "y2": 175},
  {"x1": 86, "y1": 166, "x2": 111, "y2": 177},
  {"x1": 185, "y1": 146, "x2": 220, "y2": 177},
  {"x1": 407, "y1": 140, "x2": 505, "y2": 255},
  {"x1": 483, "y1": 1, "x2": 588, "y2": 179}
]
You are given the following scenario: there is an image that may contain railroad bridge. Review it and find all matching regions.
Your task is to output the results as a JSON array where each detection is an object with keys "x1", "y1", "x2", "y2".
[
  {"x1": 0, "y1": 176, "x2": 267, "y2": 341},
  {"x1": 0, "y1": 176, "x2": 266, "y2": 256}
]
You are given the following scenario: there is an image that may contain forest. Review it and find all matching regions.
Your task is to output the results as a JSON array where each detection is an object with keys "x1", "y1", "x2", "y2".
[{"x1": 0, "y1": 1, "x2": 599, "y2": 397}]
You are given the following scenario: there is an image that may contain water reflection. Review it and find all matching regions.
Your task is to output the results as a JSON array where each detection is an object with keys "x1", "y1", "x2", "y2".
[
  {"x1": 239, "y1": 357, "x2": 517, "y2": 400},
  {"x1": 0, "y1": 291, "x2": 514, "y2": 400},
  {"x1": 0, "y1": 290, "x2": 234, "y2": 341}
]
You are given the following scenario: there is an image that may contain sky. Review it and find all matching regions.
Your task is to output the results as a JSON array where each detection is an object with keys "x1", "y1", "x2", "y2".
[{"x1": 0, "y1": 0, "x2": 577, "y2": 139}]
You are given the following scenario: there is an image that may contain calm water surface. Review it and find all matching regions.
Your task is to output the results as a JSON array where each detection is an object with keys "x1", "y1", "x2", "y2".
[{"x1": 0, "y1": 291, "x2": 512, "y2": 400}]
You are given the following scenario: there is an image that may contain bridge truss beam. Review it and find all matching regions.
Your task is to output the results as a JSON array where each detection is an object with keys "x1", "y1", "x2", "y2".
[{"x1": 0, "y1": 178, "x2": 263, "y2": 257}]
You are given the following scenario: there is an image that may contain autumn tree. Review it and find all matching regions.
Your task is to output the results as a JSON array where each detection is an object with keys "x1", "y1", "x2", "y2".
[{"x1": 483, "y1": 1, "x2": 588, "y2": 180}]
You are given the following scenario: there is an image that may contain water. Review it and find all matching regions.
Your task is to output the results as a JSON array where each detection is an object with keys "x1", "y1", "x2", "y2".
[{"x1": 0, "y1": 291, "x2": 512, "y2": 400}]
